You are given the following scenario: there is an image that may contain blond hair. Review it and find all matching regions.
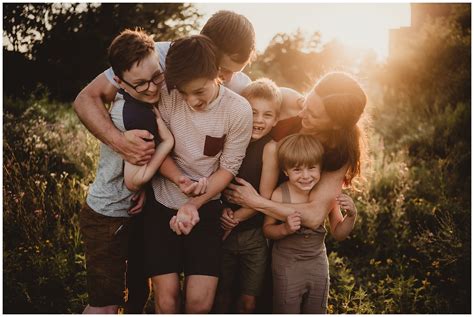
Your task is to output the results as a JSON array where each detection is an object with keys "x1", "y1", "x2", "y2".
[
  {"x1": 241, "y1": 78, "x2": 282, "y2": 115},
  {"x1": 277, "y1": 134, "x2": 324, "y2": 169}
]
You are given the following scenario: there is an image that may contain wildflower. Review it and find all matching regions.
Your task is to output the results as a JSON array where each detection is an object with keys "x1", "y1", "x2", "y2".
[
  {"x1": 328, "y1": 304, "x2": 334, "y2": 314},
  {"x1": 422, "y1": 278, "x2": 430, "y2": 288}
]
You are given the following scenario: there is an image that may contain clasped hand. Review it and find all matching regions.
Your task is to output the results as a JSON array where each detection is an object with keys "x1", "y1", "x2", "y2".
[{"x1": 169, "y1": 203, "x2": 200, "y2": 235}]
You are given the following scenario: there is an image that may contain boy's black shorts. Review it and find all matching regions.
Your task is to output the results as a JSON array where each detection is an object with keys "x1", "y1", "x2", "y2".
[{"x1": 144, "y1": 196, "x2": 223, "y2": 278}]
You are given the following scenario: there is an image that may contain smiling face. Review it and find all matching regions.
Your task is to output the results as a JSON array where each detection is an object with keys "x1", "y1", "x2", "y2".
[
  {"x1": 298, "y1": 90, "x2": 336, "y2": 133},
  {"x1": 249, "y1": 97, "x2": 278, "y2": 141},
  {"x1": 116, "y1": 52, "x2": 163, "y2": 104},
  {"x1": 178, "y1": 77, "x2": 219, "y2": 112},
  {"x1": 284, "y1": 164, "x2": 322, "y2": 193}
]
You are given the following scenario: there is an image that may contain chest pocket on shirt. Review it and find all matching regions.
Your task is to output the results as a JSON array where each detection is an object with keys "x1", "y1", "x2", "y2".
[{"x1": 204, "y1": 134, "x2": 226, "y2": 156}]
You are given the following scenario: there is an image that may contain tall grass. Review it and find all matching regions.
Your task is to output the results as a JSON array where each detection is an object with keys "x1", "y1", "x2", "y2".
[
  {"x1": 3, "y1": 96, "x2": 98, "y2": 313},
  {"x1": 4, "y1": 93, "x2": 469, "y2": 313},
  {"x1": 3, "y1": 18, "x2": 470, "y2": 309}
]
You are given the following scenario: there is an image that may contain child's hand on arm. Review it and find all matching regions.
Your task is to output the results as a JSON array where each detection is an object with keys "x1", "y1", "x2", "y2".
[
  {"x1": 128, "y1": 190, "x2": 146, "y2": 215},
  {"x1": 263, "y1": 211, "x2": 301, "y2": 240},
  {"x1": 336, "y1": 193, "x2": 357, "y2": 218},
  {"x1": 220, "y1": 208, "x2": 238, "y2": 230},
  {"x1": 178, "y1": 176, "x2": 208, "y2": 197},
  {"x1": 329, "y1": 193, "x2": 357, "y2": 241},
  {"x1": 221, "y1": 207, "x2": 238, "y2": 241},
  {"x1": 283, "y1": 211, "x2": 302, "y2": 235}
]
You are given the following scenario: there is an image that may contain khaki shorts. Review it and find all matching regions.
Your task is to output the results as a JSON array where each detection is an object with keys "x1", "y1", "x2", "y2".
[
  {"x1": 218, "y1": 227, "x2": 268, "y2": 296},
  {"x1": 79, "y1": 204, "x2": 131, "y2": 307}
]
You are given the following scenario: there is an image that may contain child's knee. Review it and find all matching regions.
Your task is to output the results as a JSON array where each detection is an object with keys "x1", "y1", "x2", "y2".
[
  {"x1": 186, "y1": 294, "x2": 213, "y2": 313},
  {"x1": 153, "y1": 282, "x2": 180, "y2": 313},
  {"x1": 239, "y1": 295, "x2": 256, "y2": 313},
  {"x1": 155, "y1": 293, "x2": 179, "y2": 314}
]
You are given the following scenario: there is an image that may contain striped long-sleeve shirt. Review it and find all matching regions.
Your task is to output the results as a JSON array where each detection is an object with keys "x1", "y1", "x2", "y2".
[{"x1": 152, "y1": 85, "x2": 253, "y2": 210}]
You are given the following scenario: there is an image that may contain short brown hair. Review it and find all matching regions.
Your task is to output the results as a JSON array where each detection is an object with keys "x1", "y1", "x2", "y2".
[
  {"x1": 108, "y1": 28, "x2": 155, "y2": 78},
  {"x1": 278, "y1": 134, "x2": 324, "y2": 170},
  {"x1": 201, "y1": 10, "x2": 255, "y2": 64},
  {"x1": 241, "y1": 78, "x2": 282, "y2": 116},
  {"x1": 165, "y1": 35, "x2": 220, "y2": 91}
]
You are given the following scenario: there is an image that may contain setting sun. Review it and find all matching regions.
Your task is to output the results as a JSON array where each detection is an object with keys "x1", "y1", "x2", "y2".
[{"x1": 195, "y1": 3, "x2": 411, "y2": 60}]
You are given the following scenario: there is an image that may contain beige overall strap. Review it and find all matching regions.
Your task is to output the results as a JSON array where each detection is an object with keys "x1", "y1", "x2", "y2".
[{"x1": 280, "y1": 182, "x2": 292, "y2": 204}]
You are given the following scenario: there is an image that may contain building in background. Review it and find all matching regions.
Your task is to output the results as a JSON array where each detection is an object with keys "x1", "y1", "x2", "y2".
[{"x1": 388, "y1": 3, "x2": 453, "y2": 59}]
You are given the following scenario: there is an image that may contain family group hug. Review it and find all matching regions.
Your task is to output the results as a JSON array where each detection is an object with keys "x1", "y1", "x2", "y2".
[{"x1": 73, "y1": 10, "x2": 367, "y2": 314}]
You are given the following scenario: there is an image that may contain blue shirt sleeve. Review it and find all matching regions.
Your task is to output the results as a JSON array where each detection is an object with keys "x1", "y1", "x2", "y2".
[{"x1": 122, "y1": 98, "x2": 160, "y2": 145}]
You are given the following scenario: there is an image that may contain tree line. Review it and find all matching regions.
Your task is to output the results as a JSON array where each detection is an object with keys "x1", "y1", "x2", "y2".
[{"x1": 3, "y1": 3, "x2": 201, "y2": 101}]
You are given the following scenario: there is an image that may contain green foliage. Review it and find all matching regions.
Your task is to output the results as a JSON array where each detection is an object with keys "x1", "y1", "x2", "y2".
[
  {"x1": 3, "y1": 97, "x2": 98, "y2": 313},
  {"x1": 3, "y1": 3, "x2": 201, "y2": 100},
  {"x1": 247, "y1": 30, "x2": 368, "y2": 92}
]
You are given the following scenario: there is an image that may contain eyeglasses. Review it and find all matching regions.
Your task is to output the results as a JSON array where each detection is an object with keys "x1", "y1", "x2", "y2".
[{"x1": 120, "y1": 72, "x2": 165, "y2": 93}]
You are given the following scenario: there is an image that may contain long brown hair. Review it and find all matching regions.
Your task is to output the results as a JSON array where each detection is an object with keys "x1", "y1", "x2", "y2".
[{"x1": 312, "y1": 72, "x2": 367, "y2": 186}]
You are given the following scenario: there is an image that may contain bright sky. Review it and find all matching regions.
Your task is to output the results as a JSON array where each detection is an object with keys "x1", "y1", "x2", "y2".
[{"x1": 194, "y1": 3, "x2": 411, "y2": 60}]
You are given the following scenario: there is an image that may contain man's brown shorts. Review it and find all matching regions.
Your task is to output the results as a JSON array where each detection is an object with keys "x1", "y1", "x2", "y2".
[{"x1": 79, "y1": 204, "x2": 131, "y2": 307}]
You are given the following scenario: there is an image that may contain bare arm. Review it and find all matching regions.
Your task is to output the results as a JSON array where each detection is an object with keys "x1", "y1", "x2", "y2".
[
  {"x1": 262, "y1": 214, "x2": 282, "y2": 239},
  {"x1": 259, "y1": 140, "x2": 279, "y2": 199},
  {"x1": 232, "y1": 140, "x2": 279, "y2": 222},
  {"x1": 124, "y1": 115, "x2": 174, "y2": 192},
  {"x1": 158, "y1": 155, "x2": 185, "y2": 186},
  {"x1": 73, "y1": 73, "x2": 155, "y2": 165},
  {"x1": 225, "y1": 164, "x2": 347, "y2": 230}
]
